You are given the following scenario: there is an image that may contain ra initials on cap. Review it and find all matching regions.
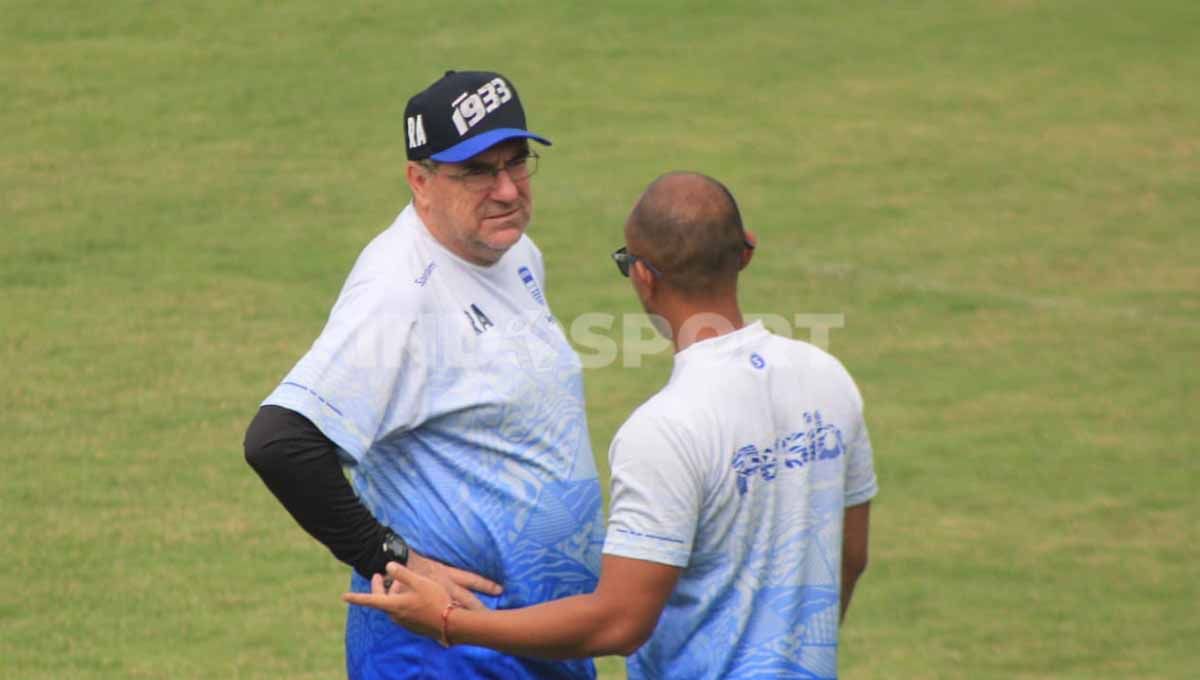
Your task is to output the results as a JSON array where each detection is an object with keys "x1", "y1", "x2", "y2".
[{"x1": 407, "y1": 114, "x2": 427, "y2": 148}]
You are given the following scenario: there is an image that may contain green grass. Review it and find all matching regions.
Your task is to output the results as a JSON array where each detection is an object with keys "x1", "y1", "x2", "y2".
[{"x1": 3, "y1": 1, "x2": 1198, "y2": 678}]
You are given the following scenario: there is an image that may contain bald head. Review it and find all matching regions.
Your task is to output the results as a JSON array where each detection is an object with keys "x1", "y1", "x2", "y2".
[{"x1": 626, "y1": 172, "x2": 747, "y2": 295}]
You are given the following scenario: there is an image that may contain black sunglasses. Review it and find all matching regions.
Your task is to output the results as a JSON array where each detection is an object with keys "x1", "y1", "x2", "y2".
[
  {"x1": 610, "y1": 239, "x2": 755, "y2": 278},
  {"x1": 611, "y1": 246, "x2": 663, "y2": 278}
]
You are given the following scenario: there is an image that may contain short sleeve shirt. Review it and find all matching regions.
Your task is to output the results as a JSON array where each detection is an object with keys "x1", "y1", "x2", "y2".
[
  {"x1": 264, "y1": 205, "x2": 604, "y2": 680},
  {"x1": 603, "y1": 322, "x2": 877, "y2": 680}
]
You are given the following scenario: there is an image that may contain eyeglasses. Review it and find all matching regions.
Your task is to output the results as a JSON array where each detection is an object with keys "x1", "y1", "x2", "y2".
[
  {"x1": 611, "y1": 238, "x2": 755, "y2": 278},
  {"x1": 611, "y1": 246, "x2": 664, "y2": 278},
  {"x1": 425, "y1": 151, "x2": 539, "y2": 192}
]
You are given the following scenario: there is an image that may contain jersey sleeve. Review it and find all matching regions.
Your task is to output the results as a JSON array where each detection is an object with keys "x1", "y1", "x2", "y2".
[
  {"x1": 602, "y1": 409, "x2": 702, "y2": 568},
  {"x1": 262, "y1": 277, "x2": 427, "y2": 464},
  {"x1": 840, "y1": 370, "x2": 878, "y2": 507}
]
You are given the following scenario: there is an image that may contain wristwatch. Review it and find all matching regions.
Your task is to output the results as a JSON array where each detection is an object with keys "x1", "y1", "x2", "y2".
[{"x1": 382, "y1": 530, "x2": 410, "y2": 567}]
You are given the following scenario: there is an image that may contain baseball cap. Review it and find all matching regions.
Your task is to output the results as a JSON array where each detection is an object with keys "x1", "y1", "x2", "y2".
[{"x1": 404, "y1": 70, "x2": 551, "y2": 162}]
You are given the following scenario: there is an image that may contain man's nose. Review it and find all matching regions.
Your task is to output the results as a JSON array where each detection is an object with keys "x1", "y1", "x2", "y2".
[{"x1": 489, "y1": 167, "x2": 520, "y2": 201}]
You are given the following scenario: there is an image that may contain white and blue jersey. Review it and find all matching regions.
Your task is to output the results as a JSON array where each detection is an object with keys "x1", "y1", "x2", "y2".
[
  {"x1": 264, "y1": 205, "x2": 604, "y2": 680},
  {"x1": 603, "y1": 322, "x2": 877, "y2": 680}
]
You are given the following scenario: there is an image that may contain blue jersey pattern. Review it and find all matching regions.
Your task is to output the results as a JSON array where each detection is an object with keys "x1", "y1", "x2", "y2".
[
  {"x1": 264, "y1": 211, "x2": 604, "y2": 680},
  {"x1": 343, "y1": 359, "x2": 603, "y2": 680}
]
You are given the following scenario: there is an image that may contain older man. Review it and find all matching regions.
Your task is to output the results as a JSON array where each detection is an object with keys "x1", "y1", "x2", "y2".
[
  {"x1": 245, "y1": 70, "x2": 604, "y2": 680},
  {"x1": 347, "y1": 172, "x2": 878, "y2": 680}
]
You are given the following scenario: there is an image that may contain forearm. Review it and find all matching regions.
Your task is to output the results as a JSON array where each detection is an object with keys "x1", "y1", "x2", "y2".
[
  {"x1": 244, "y1": 405, "x2": 391, "y2": 578},
  {"x1": 347, "y1": 554, "x2": 675, "y2": 658},
  {"x1": 438, "y1": 555, "x2": 680, "y2": 659},
  {"x1": 449, "y1": 592, "x2": 641, "y2": 659},
  {"x1": 840, "y1": 501, "x2": 871, "y2": 622},
  {"x1": 840, "y1": 562, "x2": 863, "y2": 622}
]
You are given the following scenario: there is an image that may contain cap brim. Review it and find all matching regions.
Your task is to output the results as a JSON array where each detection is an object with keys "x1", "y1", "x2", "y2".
[{"x1": 429, "y1": 128, "x2": 552, "y2": 163}]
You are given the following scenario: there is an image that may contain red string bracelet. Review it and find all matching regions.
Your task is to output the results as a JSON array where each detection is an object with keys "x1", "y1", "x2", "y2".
[{"x1": 439, "y1": 601, "x2": 462, "y2": 648}]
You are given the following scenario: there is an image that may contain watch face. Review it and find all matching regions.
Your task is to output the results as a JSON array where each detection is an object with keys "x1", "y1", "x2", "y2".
[{"x1": 385, "y1": 533, "x2": 409, "y2": 564}]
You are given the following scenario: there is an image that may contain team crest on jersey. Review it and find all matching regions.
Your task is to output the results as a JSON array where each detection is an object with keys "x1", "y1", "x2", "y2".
[{"x1": 517, "y1": 266, "x2": 546, "y2": 306}]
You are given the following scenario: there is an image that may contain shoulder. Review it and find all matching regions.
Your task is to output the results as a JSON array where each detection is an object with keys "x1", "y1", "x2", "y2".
[
  {"x1": 353, "y1": 211, "x2": 430, "y2": 282},
  {"x1": 764, "y1": 333, "x2": 856, "y2": 377},
  {"x1": 516, "y1": 233, "x2": 544, "y2": 262},
  {"x1": 611, "y1": 388, "x2": 697, "y2": 459},
  {"x1": 511, "y1": 234, "x2": 545, "y2": 273},
  {"x1": 331, "y1": 218, "x2": 437, "y2": 323},
  {"x1": 509, "y1": 234, "x2": 545, "y2": 279},
  {"x1": 767, "y1": 334, "x2": 865, "y2": 408}
]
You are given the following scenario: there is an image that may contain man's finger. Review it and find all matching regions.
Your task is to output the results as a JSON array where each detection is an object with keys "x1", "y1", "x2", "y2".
[
  {"x1": 444, "y1": 565, "x2": 503, "y2": 595},
  {"x1": 448, "y1": 583, "x2": 486, "y2": 610},
  {"x1": 343, "y1": 592, "x2": 385, "y2": 608},
  {"x1": 385, "y1": 562, "x2": 423, "y2": 590},
  {"x1": 370, "y1": 573, "x2": 387, "y2": 595}
]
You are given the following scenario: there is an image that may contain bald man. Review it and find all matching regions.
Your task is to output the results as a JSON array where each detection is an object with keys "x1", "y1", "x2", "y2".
[{"x1": 346, "y1": 173, "x2": 879, "y2": 680}]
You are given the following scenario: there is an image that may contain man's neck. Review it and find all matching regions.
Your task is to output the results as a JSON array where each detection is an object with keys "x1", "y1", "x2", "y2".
[
  {"x1": 657, "y1": 294, "x2": 745, "y2": 353},
  {"x1": 412, "y1": 202, "x2": 501, "y2": 267}
]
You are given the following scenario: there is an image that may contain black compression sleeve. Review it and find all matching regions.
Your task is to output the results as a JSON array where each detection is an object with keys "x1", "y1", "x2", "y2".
[{"x1": 243, "y1": 405, "x2": 393, "y2": 579}]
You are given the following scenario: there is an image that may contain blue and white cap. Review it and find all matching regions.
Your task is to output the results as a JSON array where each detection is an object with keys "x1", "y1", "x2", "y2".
[{"x1": 403, "y1": 70, "x2": 552, "y2": 162}]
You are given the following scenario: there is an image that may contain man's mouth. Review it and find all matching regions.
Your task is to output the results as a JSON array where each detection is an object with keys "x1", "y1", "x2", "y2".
[{"x1": 484, "y1": 207, "x2": 520, "y2": 222}]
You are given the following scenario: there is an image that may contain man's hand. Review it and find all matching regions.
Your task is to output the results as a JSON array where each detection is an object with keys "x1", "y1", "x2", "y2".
[
  {"x1": 401, "y1": 551, "x2": 501, "y2": 610},
  {"x1": 343, "y1": 562, "x2": 455, "y2": 640},
  {"x1": 349, "y1": 554, "x2": 682, "y2": 658}
]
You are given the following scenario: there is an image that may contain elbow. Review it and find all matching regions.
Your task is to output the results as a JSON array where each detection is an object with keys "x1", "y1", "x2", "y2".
[
  {"x1": 588, "y1": 616, "x2": 655, "y2": 658},
  {"x1": 610, "y1": 627, "x2": 653, "y2": 658},
  {"x1": 243, "y1": 408, "x2": 278, "y2": 473},
  {"x1": 614, "y1": 634, "x2": 652, "y2": 658},
  {"x1": 243, "y1": 429, "x2": 268, "y2": 472}
]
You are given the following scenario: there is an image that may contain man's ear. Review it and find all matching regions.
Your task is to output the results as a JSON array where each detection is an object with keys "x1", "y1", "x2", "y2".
[
  {"x1": 406, "y1": 162, "x2": 431, "y2": 203},
  {"x1": 632, "y1": 259, "x2": 657, "y2": 299},
  {"x1": 740, "y1": 230, "x2": 757, "y2": 271}
]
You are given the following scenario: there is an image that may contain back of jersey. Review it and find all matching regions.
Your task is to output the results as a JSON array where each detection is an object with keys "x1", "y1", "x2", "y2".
[{"x1": 604, "y1": 322, "x2": 877, "y2": 680}]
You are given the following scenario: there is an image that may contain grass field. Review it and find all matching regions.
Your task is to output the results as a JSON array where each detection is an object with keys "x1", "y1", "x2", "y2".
[{"x1": 3, "y1": 1, "x2": 1198, "y2": 678}]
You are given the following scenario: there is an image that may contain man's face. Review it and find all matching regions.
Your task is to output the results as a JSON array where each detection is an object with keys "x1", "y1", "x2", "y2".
[{"x1": 413, "y1": 140, "x2": 534, "y2": 266}]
